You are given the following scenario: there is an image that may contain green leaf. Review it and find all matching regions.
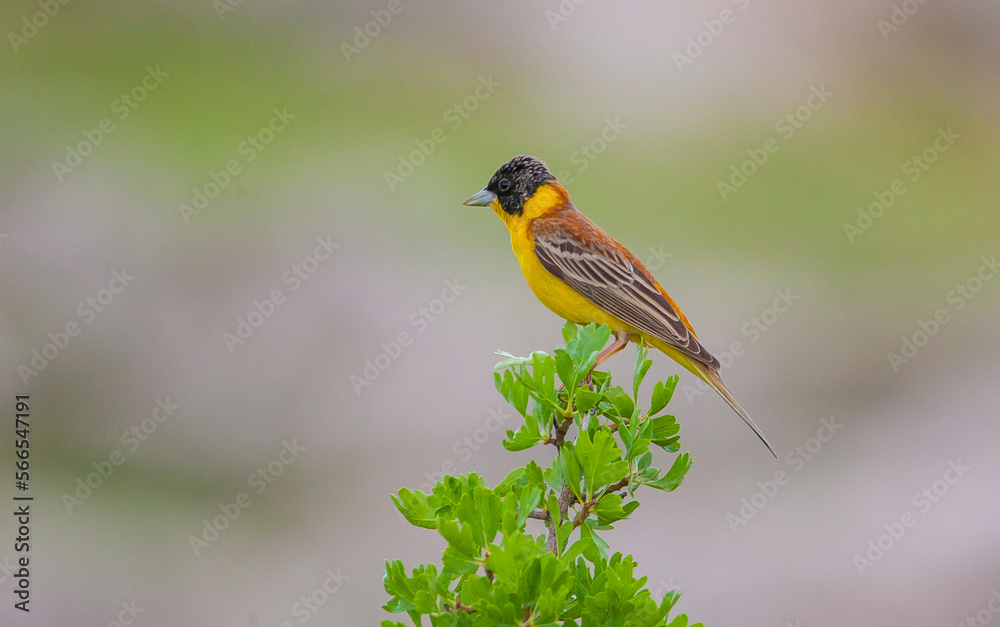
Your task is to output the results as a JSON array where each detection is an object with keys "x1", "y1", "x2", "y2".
[
  {"x1": 575, "y1": 429, "x2": 629, "y2": 499},
  {"x1": 622, "y1": 418, "x2": 651, "y2": 461},
  {"x1": 581, "y1": 523, "x2": 609, "y2": 562},
  {"x1": 484, "y1": 530, "x2": 546, "y2": 589},
  {"x1": 432, "y1": 473, "x2": 488, "y2": 516},
  {"x1": 649, "y1": 375, "x2": 679, "y2": 416},
  {"x1": 636, "y1": 451, "x2": 653, "y2": 473},
  {"x1": 503, "y1": 419, "x2": 544, "y2": 451},
  {"x1": 459, "y1": 574, "x2": 491, "y2": 607},
  {"x1": 495, "y1": 369, "x2": 529, "y2": 417},
  {"x1": 439, "y1": 519, "x2": 481, "y2": 574},
  {"x1": 391, "y1": 488, "x2": 436, "y2": 529},
  {"x1": 381, "y1": 560, "x2": 440, "y2": 615},
  {"x1": 562, "y1": 320, "x2": 579, "y2": 344},
  {"x1": 525, "y1": 460, "x2": 545, "y2": 489},
  {"x1": 590, "y1": 369, "x2": 611, "y2": 391},
  {"x1": 515, "y1": 354, "x2": 562, "y2": 414},
  {"x1": 650, "y1": 414, "x2": 680, "y2": 452},
  {"x1": 641, "y1": 452, "x2": 692, "y2": 492},
  {"x1": 516, "y1": 486, "x2": 542, "y2": 529},
  {"x1": 562, "y1": 531, "x2": 590, "y2": 563},
  {"x1": 625, "y1": 438, "x2": 651, "y2": 463},
  {"x1": 632, "y1": 344, "x2": 652, "y2": 400},
  {"x1": 546, "y1": 493, "x2": 562, "y2": 529},
  {"x1": 603, "y1": 385, "x2": 635, "y2": 420},
  {"x1": 501, "y1": 493, "x2": 519, "y2": 537},
  {"x1": 494, "y1": 349, "x2": 550, "y2": 370},
  {"x1": 566, "y1": 323, "x2": 612, "y2": 379},
  {"x1": 557, "y1": 444, "x2": 582, "y2": 501},
  {"x1": 457, "y1": 487, "x2": 502, "y2": 549},
  {"x1": 556, "y1": 520, "x2": 575, "y2": 555},
  {"x1": 494, "y1": 466, "x2": 527, "y2": 496},
  {"x1": 543, "y1": 461, "x2": 563, "y2": 493},
  {"x1": 660, "y1": 589, "x2": 681, "y2": 615},
  {"x1": 574, "y1": 388, "x2": 603, "y2": 414},
  {"x1": 554, "y1": 348, "x2": 577, "y2": 390},
  {"x1": 592, "y1": 493, "x2": 633, "y2": 524}
]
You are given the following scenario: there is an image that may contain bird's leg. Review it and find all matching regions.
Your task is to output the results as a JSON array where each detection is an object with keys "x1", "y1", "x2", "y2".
[{"x1": 586, "y1": 332, "x2": 632, "y2": 383}]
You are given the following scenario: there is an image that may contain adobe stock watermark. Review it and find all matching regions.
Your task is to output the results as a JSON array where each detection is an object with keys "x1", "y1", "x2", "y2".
[
  {"x1": 51, "y1": 65, "x2": 169, "y2": 182},
  {"x1": 0, "y1": 555, "x2": 26, "y2": 588},
  {"x1": 104, "y1": 600, "x2": 144, "y2": 627},
  {"x1": 544, "y1": 0, "x2": 592, "y2": 31},
  {"x1": 887, "y1": 252, "x2": 997, "y2": 371},
  {"x1": 8, "y1": 0, "x2": 72, "y2": 54},
  {"x1": 672, "y1": 0, "x2": 753, "y2": 73},
  {"x1": 727, "y1": 417, "x2": 844, "y2": 533},
  {"x1": 383, "y1": 75, "x2": 500, "y2": 192},
  {"x1": 278, "y1": 567, "x2": 349, "y2": 626},
  {"x1": 350, "y1": 278, "x2": 468, "y2": 395},
  {"x1": 876, "y1": 0, "x2": 931, "y2": 41},
  {"x1": 188, "y1": 439, "x2": 306, "y2": 556},
  {"x1": 716, "y1": 84, "x2": 833, "y2": 201},
  {"x1": 642, "y1": 246, "x2": 672, "y2": 274},
  {"x1": 223, "y1": 235, "x2": 338, "y2": 353},
  {"x1": 341, "y1": 0, "x2": 411, "y2": 61},
  {"x1": 652, "y1": 577, "x2": 683, "y2": 597},
  {"x1": 179, "y1": 106, "x2": 295, "y2": 224},
  {"x1": 681, "y1": 287, "x2": 799, "y2": 405},
  {"x1": 956, "y1": 588, "x2": 1000, "y2": 627},
  {"x1": 17, "y1": 268, "x2": 134, "y2": 386},
  {"x1": 213, "y1": 0, "x2": 246, "y2": 21},
  {"x1": 414, "y1": 405, "x2": 514, "y2": 495},
  {"x1": 843, "y1": 126, "x2": 959, "y2": 243},
  {"x1": 394, "y1": 403, "x2": 515, "y2": 527},
  {"x1": 62, "y1": 397, "x2": 180, "y2": 514},
  {"x1": 551, "y1": 116, "x2": 629, "y2": 186},
  {"x1": 853, "y1": 458, "x2": 971, "y2": 576}
]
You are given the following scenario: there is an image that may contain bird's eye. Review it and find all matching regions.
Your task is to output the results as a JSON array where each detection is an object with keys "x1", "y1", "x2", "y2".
[{"x1": 498, "y1": 178, "x2": 512, "y2": 192}]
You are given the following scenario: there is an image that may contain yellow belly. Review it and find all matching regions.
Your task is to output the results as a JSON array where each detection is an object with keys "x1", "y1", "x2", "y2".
[{"x1": 510, "y1": 227, "x2": 625, "y2": 332}]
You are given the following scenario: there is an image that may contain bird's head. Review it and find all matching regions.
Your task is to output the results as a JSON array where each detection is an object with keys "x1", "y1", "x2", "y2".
[{"x1": 463, "y1": 155, "x2": 567, "y2": 221}]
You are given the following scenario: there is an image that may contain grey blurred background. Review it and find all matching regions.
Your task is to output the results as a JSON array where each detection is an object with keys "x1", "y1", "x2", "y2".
[{"x1": 1, "y1": 1, "x2": 999, "y2": 625}]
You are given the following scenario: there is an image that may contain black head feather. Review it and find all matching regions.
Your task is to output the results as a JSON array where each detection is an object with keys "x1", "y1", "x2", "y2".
[{"x1": 484, "y1": 155, "x2": 557, "y2": 216}]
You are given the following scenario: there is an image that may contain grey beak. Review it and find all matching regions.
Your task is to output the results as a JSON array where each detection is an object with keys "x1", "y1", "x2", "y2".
[{"x1": 463, "y1": 188, "x2": 496, "y2": 207}]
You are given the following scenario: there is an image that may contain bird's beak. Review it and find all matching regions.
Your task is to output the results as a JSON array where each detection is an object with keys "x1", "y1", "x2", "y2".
[{"x1": 463, "y1": 188, "x2": 496, "y2": 207}]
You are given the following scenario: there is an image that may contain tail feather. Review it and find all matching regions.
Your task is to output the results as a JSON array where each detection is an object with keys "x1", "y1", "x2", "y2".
[
  {"x1": 697, "y1": 364, "x2": 777, "y2": 459},
  {"x1": 643, "y1": 337, "x2": 777, "y2": 458}
]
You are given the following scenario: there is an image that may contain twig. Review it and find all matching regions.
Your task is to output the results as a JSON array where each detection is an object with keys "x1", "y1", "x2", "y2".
[
  {"x1": 598, "y1": 477, "x2": 630, "y2": 500},
  {"x1": 549, "y1": 414, "x2": 575, "y2": 448},
  {"x1": 570, "y1": 478, "x2": 632, "y2": 530},
  {"x1": 572, "y1": 501, "x2": 594, "y2": 528},
  {"x1": 558, "y1": 484, "x2": 573, "y2": 525},
  {"x1": 443, "y1": 600, "x2": 475, "y2": 615}
]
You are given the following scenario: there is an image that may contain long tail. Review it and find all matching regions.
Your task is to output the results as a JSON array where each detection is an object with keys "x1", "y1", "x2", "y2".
[{"x1": 694, "y1": 362, "x2": 777, "y2": 459}]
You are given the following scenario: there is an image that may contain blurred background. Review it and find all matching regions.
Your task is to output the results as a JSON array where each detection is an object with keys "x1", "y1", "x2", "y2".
[{"x1": 1, "y1": 1, "x2": 999, "y2": 625}]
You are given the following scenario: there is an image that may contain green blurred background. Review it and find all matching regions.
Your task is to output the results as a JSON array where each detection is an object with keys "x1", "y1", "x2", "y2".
[{"x1": 2, "y1": 1, "x2": 999, "y2": 625}]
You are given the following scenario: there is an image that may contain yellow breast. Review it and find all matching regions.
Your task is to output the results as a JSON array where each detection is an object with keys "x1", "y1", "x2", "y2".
[{"x1": 494, "y1": 188, "x2": 627, "y2": 332}]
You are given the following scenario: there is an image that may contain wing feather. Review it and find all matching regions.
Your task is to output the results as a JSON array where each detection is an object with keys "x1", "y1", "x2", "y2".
[{"x1": 532, "y1": 216, "x2": 721, "y2": 370}]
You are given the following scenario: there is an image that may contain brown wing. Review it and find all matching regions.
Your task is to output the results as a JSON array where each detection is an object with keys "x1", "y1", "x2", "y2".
[{"x1": 532, "y1": 213, "x2": 721, "y2": 371}]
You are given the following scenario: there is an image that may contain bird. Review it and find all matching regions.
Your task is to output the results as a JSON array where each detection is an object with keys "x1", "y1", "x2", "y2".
[{"x1": 463, "y1": 155, "x2": 776, "y2": 458}]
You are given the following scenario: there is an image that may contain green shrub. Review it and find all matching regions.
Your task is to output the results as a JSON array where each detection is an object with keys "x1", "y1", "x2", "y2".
[{"x1": 383, "y1": 323, "x2": 703, "y2": 627}]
